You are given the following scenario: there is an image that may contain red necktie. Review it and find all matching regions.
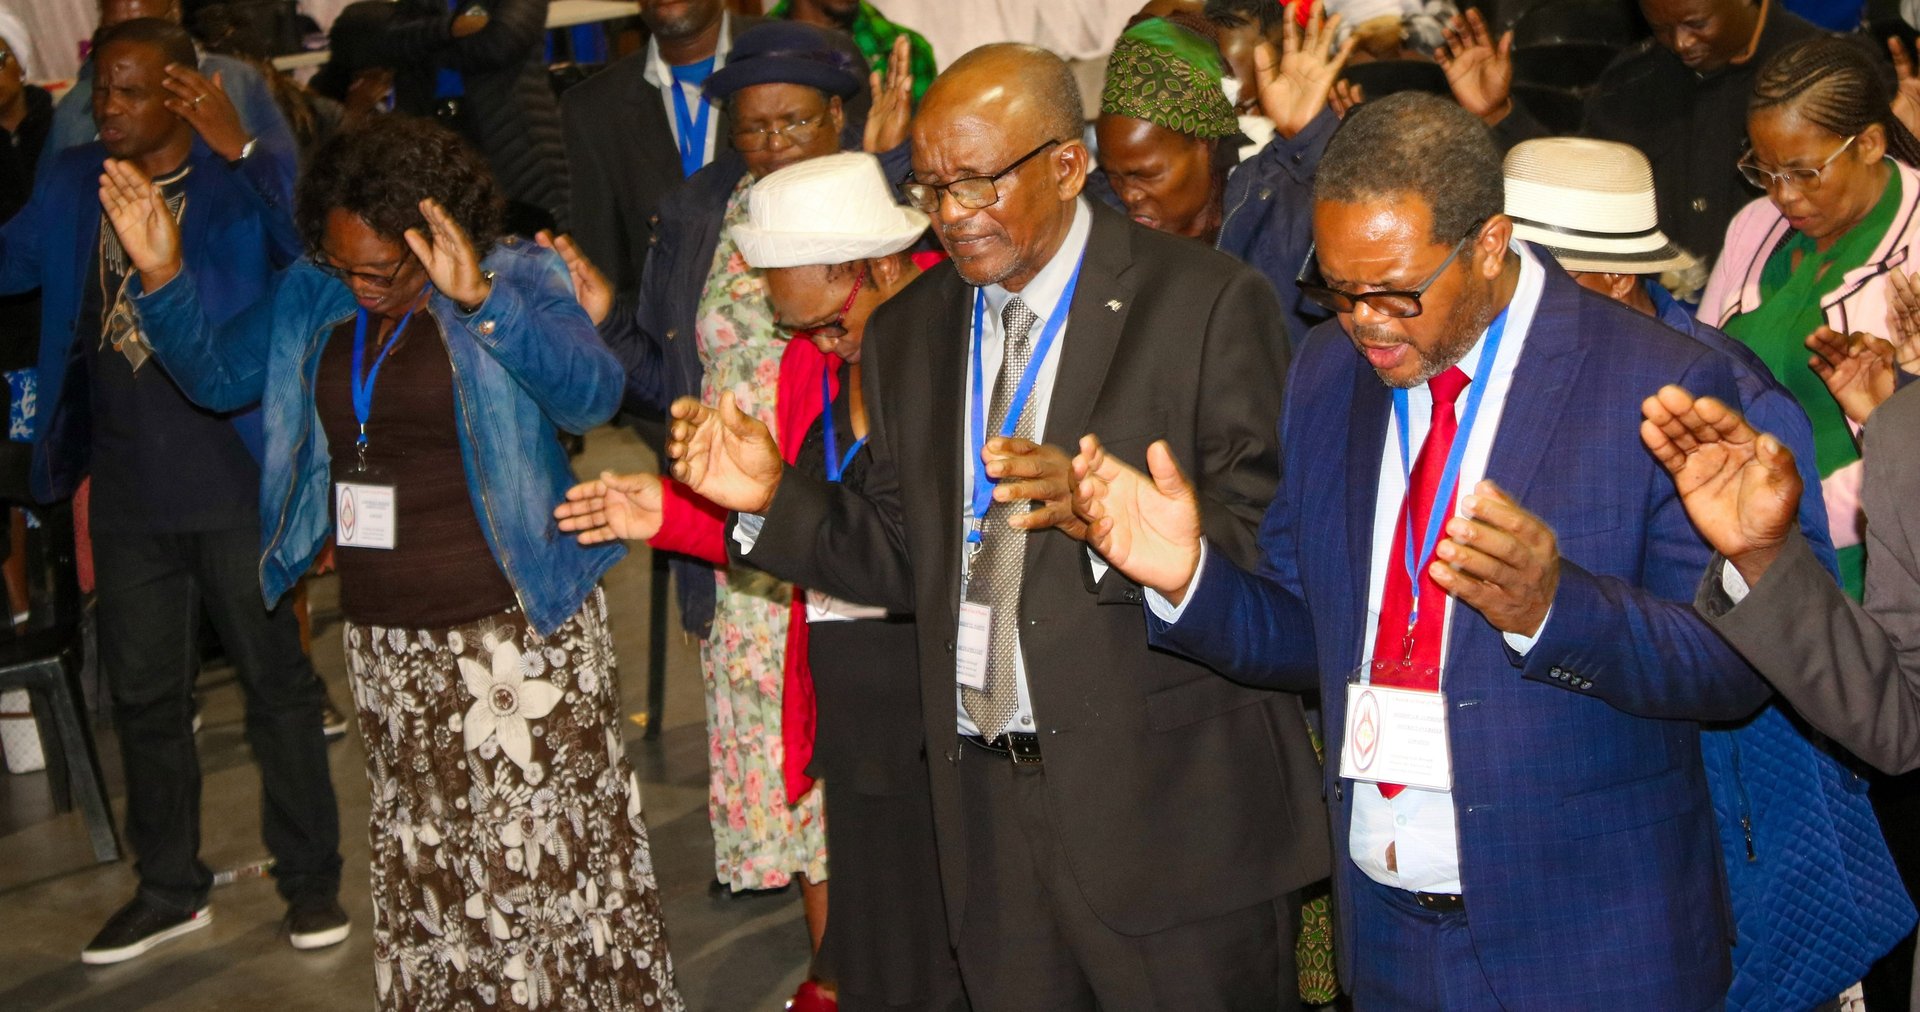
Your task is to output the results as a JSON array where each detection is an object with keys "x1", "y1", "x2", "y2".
[{"x1": 1371, "y1": 366, "x2": 1470, "y2": 799}]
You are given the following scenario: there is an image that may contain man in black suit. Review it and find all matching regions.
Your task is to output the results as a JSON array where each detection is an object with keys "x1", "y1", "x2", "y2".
[
  {"x1": 561, "y1": 0, "x2": 871, "y2": 296},
  {"x1": 663, "y1": 42, "x2": 1328, "y2": 1009}
]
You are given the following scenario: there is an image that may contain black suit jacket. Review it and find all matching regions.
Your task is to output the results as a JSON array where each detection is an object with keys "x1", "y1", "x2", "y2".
[
  {"x1": 737, "y1": 203, "x2": 1331, "y2": 937},
  {"x1": 561, "y1": 14, "x2": 871, "y2": 294}
]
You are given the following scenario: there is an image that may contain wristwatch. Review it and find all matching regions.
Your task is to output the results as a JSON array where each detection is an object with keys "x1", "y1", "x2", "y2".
[{"x1": 226, "y1": 136, "x2": 257, "y2": 169}]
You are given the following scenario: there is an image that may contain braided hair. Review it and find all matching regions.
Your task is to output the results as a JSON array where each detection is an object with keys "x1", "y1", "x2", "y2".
[{"x1": 1750, "y1": 36, "x2": 1920, "y2": 168}]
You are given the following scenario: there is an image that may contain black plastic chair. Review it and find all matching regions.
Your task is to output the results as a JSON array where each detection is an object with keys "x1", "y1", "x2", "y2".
[
  {"x1": 1510, "y1": 0, "x2": 1639, "y2": 92},
  {"x1": 1338, "y1": 59, "x2": 1453, "y2": 102},
  {"x1": 1514, "y1": 81, "x2": 1586, "y2": 134},
  {"x1": 0, "y1": 504, "x2": 118, "y2": 864}
]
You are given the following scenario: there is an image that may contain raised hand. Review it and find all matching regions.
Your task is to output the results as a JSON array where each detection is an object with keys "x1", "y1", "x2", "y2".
[
  {"x1": 554, "y1": 471, "x2": 665, "y2": 544},
  {"x1": 1640, "y1": 385, "x2": 1803, "y2": 585},
  {"x1": 1885, "y1": 267, "x2": 1920, "y2": 374},
  {"x1": 1256, "y1": 0, "x2": 1358, "y2": 139},
  {"x1": 1893, "y1": 37, "x2": 1920, "y2": 139},
  {"x1": 1429, "y1": 481, "x2": 1558, "y2": 637},
  {"x1": 162, "y1": 64, "x2": 251, "y2": 161},
  {"x1": 1329, "y1": 78, "x2": 1366, "y2": 120},
  {"x1": 404, "y1": 198, "x2": 491, "y2": 308},
  {"x1": 665, "y1": 393, "x2": 784, "y2": 514},
  {"x1": 984, "y1": 436, "x2": 1086, "y2": 538},
  {"x1": 1435, "y1": 9, "x2": 1514, "y2": 126},
  {"x1": 98, "y1": 159, "x2": 181, "y2": 291},
  {"x1": 535, "y1": 230, "x2": 612, "y2": 325},
  {"x1": 1070, "y1": 435, "x2": 1204, "y2": 600},
  {"x1": 863, "y1": 34, "x2": 914, "y2": 154},
  {"x1": 344, "y1": 68, "x2": 394, "y2": 123},
  {"x1": 1807, "y1": 325, "x2": 1897, "y2": 426}
]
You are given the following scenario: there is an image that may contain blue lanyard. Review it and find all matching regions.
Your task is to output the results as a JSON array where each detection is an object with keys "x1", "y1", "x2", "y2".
[
  {"x1": 966, "y1": 255, "x2": 1085, "y2": 542},
  {"x1": 350, "y1": 298, "x2": 424, "y2": 450},
  {"x1": 821, "y1": 366, "x2": 866, "y2": 483},
  {"x1": 1389, "y1": 308, "x2": 1509, "y2": 637},
  {"x1": 669, "y1": 62, "x2": 713, "y2": 179}
]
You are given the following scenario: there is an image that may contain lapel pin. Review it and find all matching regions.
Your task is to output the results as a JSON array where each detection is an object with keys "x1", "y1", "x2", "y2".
[{"x1": 1105, "y1": 299, "x2": 1122, "y2": 312}]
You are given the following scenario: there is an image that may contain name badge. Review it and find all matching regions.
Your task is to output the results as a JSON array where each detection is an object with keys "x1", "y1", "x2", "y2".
[
  {"x1": 335, "y1": 480, "x2": 397, "y2": 550},
  {"x1": 1339, "y1": 678, "x2": 1453, "y2": 792},
  {"x1": 804, "y1": 590, "x2": 887, "y2": 624},
  {"x1": 955, "y1": 601, "x2": 991, "y2": 690}
]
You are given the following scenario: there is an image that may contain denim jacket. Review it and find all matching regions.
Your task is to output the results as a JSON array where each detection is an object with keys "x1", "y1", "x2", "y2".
[{"x1": 129, "y1": 237, "x2": 625, "y2": 635}]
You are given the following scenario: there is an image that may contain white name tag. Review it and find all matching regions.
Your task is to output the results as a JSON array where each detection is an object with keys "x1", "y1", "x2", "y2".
[
  {"x1": 804, "y1": 589, "x2": 887, "y2": 624},
  {"x1": 955, "y1": 601, "x2": 992, "y2": 690},
  {"x1": 1339, "y1": 681, "x2": 1453, "y2": 792},
  {"x1": 335, "y1": 480, "x2": 397, "y2": 550}
]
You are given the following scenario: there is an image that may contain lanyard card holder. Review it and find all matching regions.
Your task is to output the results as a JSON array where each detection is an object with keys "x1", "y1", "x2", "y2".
[
  {"x1": 334, "y1": 459, "x2": 397, "y2": 550},
  {"x1": 1338, "y1": 661, "x2": 1453, "y2": 792}
]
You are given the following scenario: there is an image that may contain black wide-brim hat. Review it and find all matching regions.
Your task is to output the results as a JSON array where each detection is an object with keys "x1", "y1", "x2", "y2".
[{"x1": 703, "y1": 22, "x2": 865, "y2": 102}]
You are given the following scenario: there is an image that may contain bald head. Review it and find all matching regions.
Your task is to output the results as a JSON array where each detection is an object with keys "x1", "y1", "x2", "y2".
[{"x1": 923, "y1": 44, "x2": 1083, "y2": 150}]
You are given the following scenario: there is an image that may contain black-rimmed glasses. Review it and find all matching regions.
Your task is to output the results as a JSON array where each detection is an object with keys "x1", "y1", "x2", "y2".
[
  {"x1": 314, "y1": 253, "x2": 413, "y2": 289},
  {"x1": 901, "y1": 139, "x2": 1063, "y2": 214},
  {"x1": 1295, "y1": 223, "x2": 1484, "y2": 319}
]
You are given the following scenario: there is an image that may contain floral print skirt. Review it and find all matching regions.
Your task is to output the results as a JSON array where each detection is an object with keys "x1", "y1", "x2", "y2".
[
  {"x1": 344, "y1": 589, "x2": 681, "y2": 1011},
  {"x1": 700, "y1": 567, "x2": 828, "y2": 891}
]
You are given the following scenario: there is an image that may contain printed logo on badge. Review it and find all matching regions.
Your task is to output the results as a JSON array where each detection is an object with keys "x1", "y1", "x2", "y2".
[
  {"x1": 1352, "y1": 689, "x2": 1380, "y2": 772},
  {"x1": 339, "y1": 485, "x2": 358, "y2": 542}
]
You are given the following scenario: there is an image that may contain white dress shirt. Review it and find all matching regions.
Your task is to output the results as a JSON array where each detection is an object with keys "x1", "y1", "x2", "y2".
[
  {"x1": 1151, "y1": 242, "x2": 1550, "y2": 894},
  {"x1": 642, "y1": 13, "x2": 734, "y2": 175},
  {"x1": 955, "y1": 198, "x2": 1094, "y2": 737}
]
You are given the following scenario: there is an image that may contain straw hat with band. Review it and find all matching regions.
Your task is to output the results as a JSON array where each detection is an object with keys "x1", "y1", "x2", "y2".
[
  {"x1": 1503, "y1": 137, "x2": 1698, "y2": 276},
  {"x1": 732, "y1": 152, "x2": 930, "y2": 269}
]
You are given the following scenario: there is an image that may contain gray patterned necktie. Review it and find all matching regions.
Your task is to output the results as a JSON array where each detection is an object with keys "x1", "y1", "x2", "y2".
[{"x1": 962, "y1": 296, "x2": 1039, "y2": 739}]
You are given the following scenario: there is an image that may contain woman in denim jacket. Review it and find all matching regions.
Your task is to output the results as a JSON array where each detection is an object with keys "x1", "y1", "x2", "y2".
[{"x1": 97, "y1": 115, "x2": 681, "y2": 1010}]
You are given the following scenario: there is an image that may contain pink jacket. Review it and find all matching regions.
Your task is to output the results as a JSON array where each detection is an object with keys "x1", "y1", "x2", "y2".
[{"x1": 1700, "y1": 159, "x2": 1920, "y2": 549}]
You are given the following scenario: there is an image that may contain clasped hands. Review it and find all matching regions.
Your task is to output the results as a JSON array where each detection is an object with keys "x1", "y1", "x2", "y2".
[{"x1": 1067, "y1": 435, "x2": 1559, "y2": 636}]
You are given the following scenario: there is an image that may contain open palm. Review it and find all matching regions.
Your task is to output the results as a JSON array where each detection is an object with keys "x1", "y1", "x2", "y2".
[
  {"x1": 1807, "y1": 326, "x2": 1896, "y2": 426},
  {"x1": 1436, "y1": 9, "x2": 1514, "y2": 124},
  {"x1": 666, "y1": 392, "x2": 784, "y2": 514},
  {"x1": 1256, "y1": 0, "x2": 1357, "y2": 139},
  {"x1": 1071, "y1": 436, "x2": 1204, "y2": 599},
  {"x1": 98, "y1": 159, "x2": 181, "y2": 287},
  {"x1": 1640, "y1": 385, "x2": 1801, "y2": 576},
  {"x1": 555, "y1": 471, "x2": 665, "y2": 544}
]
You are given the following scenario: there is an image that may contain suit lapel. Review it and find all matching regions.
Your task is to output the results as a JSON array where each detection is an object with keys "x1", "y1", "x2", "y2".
[
  {"x1": 1482, "y1": 268, "x2": 1586, "y2": 505},
  {"x1": 898, "y1": 268, "x2": 968, "y2": 624},
  {"x1": 1041, "y1": 207, "x2": 1131, "y2": 450},
  {"x1": 1343, "y1": 361, "x2": 1390, "y2": 667}
]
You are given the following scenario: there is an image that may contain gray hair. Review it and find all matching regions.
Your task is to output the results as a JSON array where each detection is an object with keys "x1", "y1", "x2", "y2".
[{"x1": 1315, "y1": 92, "x2": 1504, "y2": 244}]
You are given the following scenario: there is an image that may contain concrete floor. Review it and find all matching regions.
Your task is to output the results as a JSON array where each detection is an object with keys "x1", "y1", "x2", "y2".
[{"x1": 0, "y1": 425, "x2": 813, "y2": 1011}]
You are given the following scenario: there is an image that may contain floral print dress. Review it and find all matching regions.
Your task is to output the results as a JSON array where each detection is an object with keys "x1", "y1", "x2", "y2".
[
  {"x1": 693, "y1": 177, "x2": 829, "y2": 891},
  {"x1": 346, "y1": 590, "x2": 682, "y2": 1011}
]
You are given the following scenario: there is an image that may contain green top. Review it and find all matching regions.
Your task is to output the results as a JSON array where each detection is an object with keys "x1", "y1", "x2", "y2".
[
  {"x1": 1723, "y1": 161, "x2": 1902, "y2": 598},
  {"x1": 766, "y1": 1, "x2": 938, "y2": 103}
]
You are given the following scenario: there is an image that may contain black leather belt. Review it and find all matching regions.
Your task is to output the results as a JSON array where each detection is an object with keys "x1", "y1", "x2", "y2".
[
  {"x1": 1412, "y1": 891, "x2": 1464, "y2": 913},
  {"x1": 961, "y1": 731, "x2": 1043, "y2": 765}
]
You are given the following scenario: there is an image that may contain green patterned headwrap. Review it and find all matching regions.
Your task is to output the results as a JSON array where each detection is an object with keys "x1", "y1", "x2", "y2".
[{"x1": 1100, "y1": 18, "x2": 1239, "y2": 140}]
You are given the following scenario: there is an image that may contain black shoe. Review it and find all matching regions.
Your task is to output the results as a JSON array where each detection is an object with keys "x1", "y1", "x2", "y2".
[
  {"x1": 284, "y1": 897, "x2": 350, "y2": 950},
  {"x1": 321, "y1": 701, "x2": 350, "y2": 740},
  {"x1": 81, "y1": 897, "x2": 211, "y2": 965}
]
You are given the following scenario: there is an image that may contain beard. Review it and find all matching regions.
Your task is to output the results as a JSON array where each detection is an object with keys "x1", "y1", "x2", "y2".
[{"x1": 1356, "y1": 279, "x2": 1496, "y2": 389}]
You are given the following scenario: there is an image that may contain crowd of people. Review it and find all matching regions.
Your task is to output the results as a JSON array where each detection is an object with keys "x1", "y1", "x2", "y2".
[{"x1": 21, "y1": 0, "x2": 1920, "y2": 1007}]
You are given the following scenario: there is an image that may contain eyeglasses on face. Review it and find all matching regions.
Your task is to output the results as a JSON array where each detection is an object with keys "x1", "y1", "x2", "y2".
[
  {"x1": 1738, "y1": 134, "x2": 1857, "y2": 193},
  {"x1": 1294, "y1": 222, "x2": 1485, "y2": 320},
  {"x1": 731, "y1": 109, "x2": 831, "y2": 152},
  {"x1": 314, "y1": 252, "x2": 413, "y2": 289},
  {"x1": 778, "y1": 268, "x2": 867, "y2": 341},
  {"x1": 901, "y1": 139, "x2": 1064, "y2": 214}
]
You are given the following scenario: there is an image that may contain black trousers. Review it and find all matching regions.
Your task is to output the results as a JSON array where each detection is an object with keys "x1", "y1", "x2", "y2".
[
  {"x1": 94, "y1": 525, "x2": 341, "y2": 913},
  {"x1": 954, "y1": 739, "x2": 1301, "y2": 1011}
]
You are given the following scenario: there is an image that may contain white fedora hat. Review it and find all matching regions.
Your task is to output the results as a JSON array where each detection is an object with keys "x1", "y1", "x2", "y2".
[
  {"x1": 731, "y1": 152, "x2": 931, "y2": 269},
  {"x1": 1504, "y1": 137, "x2": 1698, "y2": 276}
]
